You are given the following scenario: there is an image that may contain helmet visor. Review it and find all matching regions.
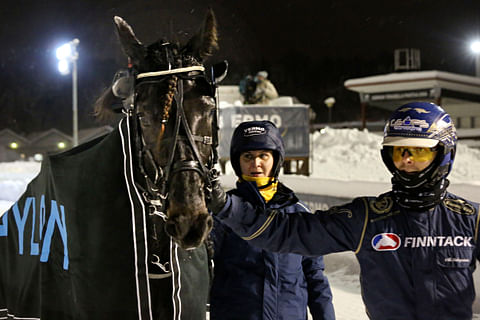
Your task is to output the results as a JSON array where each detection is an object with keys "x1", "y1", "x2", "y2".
[
  {"x1": 383, "y1": 136, "x2": 439, "y2": 148},
  {"x1": 392, "y1": 146, "x2": 438, "y2": 162}
]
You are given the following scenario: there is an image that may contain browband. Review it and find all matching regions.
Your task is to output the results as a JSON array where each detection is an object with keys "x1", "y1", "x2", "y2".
[{"x1": 136, "y1": 66, "x2": 206, "y2": 79}]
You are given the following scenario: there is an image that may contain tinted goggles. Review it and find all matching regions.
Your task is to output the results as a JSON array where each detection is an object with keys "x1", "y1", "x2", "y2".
[{"x1": 392, "y1": 146, "x2": 437, "y2": 162}]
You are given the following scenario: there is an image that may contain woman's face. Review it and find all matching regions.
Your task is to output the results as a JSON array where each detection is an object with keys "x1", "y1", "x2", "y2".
[{"x1": 239, "y1": 150, "x2": 274, "y2": 177}]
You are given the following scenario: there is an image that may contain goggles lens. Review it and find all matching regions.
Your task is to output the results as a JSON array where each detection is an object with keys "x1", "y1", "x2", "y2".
[{"x1": 392, "y1": 146, "x2": 437, "y2": 162}]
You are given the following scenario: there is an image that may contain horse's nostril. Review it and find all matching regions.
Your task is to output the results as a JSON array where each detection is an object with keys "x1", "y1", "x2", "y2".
[{"x1": 165, "y1": 219, "x2": 189, "y2": 241}]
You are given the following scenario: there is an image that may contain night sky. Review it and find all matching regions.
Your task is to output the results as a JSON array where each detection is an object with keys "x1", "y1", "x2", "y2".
[{"x1": 1, "y1": 0, "x2": 480, "y2": 135}]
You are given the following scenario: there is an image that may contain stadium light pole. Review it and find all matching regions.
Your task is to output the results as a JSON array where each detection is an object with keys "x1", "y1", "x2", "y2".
[
  {"x1": 471, "y1": 40, "x2": 480, "y2": 77},
  {"x1": 56, "y1": 39, "x2": 80, "y2": 147}
]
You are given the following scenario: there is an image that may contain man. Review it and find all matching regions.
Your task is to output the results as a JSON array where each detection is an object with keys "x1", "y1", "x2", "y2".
[
  {"x1": 209, "y1": 120, "x2": 335, "y2": 320},
  {"x1": 251, "y1": 71, "x2": 278, "y2": 104},
  {"x1": 209, "y1": 102, "x2": 480, "y2": 320}
]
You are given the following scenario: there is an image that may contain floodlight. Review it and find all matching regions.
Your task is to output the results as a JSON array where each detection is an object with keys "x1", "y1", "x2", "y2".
[
  {"x1": 58, "y1": 59, "x2": 70, "y2": 75},
  {"x1": 471, "y1": 41, "x2": 480, "y2": 54},
  {"x1": 56, "y1": 43, "x2": 73, "y2": 60}
]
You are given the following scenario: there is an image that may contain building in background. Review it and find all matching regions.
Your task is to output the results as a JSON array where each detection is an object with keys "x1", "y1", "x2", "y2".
[{"x1": 0, "y1": 126, "x2": 113, "y2": 161}]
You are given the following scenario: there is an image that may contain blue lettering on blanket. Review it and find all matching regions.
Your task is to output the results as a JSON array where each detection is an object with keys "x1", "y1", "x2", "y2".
[{"x1": 0, "y1": 195, "x2": 69, "y2": 270}]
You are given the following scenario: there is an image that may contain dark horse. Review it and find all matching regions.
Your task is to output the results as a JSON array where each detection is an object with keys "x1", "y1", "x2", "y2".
[{"x1": 0, "y1": 9, "x2": 225, "y2": 320}]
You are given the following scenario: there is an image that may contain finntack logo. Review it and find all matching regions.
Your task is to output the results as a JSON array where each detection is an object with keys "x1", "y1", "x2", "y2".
[
  {"x1": 243, "y1": 126, "x2": 266, "y2": 137},
  {"x1": 404, "y1": 236, "x2": 472, "y2": 248},
  {"x1": 372, "y1": 233, "x2": 401, "y2": 251},
  {"x1": 372, "y1": 234, "x2": 473, "y2": 251}
]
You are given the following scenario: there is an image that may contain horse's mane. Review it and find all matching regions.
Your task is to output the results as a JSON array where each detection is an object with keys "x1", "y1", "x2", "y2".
[
  {"x1": 93, "y1": 73, "x2": 179, "y2": 121},
  {"x1": 93, "y1": 87, "x2": 117, "y2": 121}
]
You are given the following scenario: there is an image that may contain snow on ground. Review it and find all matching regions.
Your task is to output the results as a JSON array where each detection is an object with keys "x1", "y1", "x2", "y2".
[
  {"x1": 2, "y1": 127, "x2": 480, "y2": 319},
  {"x1": 0, "y1": 161, "x2": 40, "y2": 213},
  {"x1": 309, "y1": 127, "x2": 480, "y2": 184}
]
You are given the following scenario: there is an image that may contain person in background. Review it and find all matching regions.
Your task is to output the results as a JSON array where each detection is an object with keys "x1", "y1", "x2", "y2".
[
  {"x1": 209, "y1": 102, "x2": 480, "y2": 320},
  {"x1": 209, "y1": 120, "x2": 335, "y2": 320},
  {"x1": 252, "y1": 71, "x2": 278, "y2": 104},
  {"x1": 239, "y1": 74, "x2": 257, "y2": 104}
]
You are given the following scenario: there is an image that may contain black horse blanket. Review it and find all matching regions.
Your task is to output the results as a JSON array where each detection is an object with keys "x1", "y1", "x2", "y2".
[{"x1": 0, "y1": 118, "x2": 210, "y2": 320}]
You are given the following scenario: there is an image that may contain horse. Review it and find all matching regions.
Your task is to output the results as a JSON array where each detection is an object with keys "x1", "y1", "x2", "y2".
[{"x1": 0, "y1": 9, "x2": 226, "y2": 320}]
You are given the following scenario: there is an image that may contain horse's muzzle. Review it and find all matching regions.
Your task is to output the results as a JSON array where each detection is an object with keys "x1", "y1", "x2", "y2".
[{"x1": 164, "y1": 212, "x2": 213, "y2": 249}]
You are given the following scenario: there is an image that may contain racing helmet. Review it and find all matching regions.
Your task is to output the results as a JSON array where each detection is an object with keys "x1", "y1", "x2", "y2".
[
  {"x1": 381, "y1": 102, "x2": 457, "y2": 186},
  {"x1": 230, "y1": 120, "x2": 285, "y2": 178}
]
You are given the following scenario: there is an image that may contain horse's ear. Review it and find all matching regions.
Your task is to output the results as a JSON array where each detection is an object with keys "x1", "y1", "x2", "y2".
[
  {"x1": 185, "y1": 8, "x2": 219, "y2": 61},
  {"x1": 114, "y1": 16, "x2": 147, "y2": 66}
]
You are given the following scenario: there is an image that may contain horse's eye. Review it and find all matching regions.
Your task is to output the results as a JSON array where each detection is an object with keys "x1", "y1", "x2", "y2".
[{"x1": 195, "y1": 78, "x2": 213, "y2": 94}]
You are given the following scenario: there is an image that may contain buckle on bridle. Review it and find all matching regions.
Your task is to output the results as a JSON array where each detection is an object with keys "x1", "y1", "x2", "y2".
[{"x1": 203, "y1": 136, "x2": 212, "y2": 145}]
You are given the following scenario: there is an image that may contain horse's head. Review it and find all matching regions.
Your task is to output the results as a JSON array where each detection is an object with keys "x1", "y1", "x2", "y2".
[{"x1": 97, "y1": 10, "x2": 226, "y2": 249}]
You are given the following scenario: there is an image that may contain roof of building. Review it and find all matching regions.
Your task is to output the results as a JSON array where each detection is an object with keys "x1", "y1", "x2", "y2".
[{"x1": 344, "y1": 70, "x2": 480, "y2": 95}]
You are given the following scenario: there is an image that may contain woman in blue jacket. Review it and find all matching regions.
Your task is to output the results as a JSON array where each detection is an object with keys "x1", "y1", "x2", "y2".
[{"x1": 209, "y1": 120, "x2": 335, "y2": 320}]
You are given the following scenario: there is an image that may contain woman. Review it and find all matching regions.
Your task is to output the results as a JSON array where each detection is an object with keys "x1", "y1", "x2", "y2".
[{"x1": 209, "y1": 120, "x2": 335, "y2": 320}]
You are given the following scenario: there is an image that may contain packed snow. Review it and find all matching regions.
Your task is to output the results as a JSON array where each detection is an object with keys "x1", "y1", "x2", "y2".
[{"x1": 2, "y1": 127, "x2": 480, "y2": 320}]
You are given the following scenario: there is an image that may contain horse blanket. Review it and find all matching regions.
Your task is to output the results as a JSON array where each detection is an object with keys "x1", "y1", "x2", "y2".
[{"x1": 0, "y1": 118, "x2": 210, "y2": 320}]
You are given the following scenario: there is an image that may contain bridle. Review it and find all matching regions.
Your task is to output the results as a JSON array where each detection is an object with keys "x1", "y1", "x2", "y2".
[{"x1": 120, "y1": 57, "x2": 220, "y2": 222}]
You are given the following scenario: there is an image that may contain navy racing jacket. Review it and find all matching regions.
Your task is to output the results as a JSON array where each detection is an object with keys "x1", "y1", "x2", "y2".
[
  {"x1": 210, "y1": 181, "x2": 335, "y2": 320},
  {"x1": 216, "y1": 184, "x2": 480, "y2": 320}
]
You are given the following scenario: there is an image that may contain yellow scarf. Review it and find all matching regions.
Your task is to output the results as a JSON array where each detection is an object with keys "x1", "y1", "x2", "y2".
[{"x1": 241, "y1": 175, "x2": 278, "y2": 202}]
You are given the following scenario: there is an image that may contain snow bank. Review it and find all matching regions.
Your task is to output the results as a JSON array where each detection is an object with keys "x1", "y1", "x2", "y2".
[
  {"x1": 0, "y1": 161, "x2": 41, "y2": 204},
  {"x1": 309, "y1": 127, "x2": 480, "y2": 184}
]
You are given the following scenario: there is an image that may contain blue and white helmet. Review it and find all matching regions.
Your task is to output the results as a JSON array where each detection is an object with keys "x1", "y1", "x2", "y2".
[{"x1": 381, "y1": 102, "x2": 457, "y2": 184}]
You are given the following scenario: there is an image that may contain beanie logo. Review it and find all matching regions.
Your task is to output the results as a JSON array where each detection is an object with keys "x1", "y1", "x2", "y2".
[{"x1": 243, "y1": 126, "x2": 266, "y2": 137}]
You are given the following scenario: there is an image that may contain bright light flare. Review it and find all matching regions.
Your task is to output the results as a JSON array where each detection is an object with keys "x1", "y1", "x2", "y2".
[
  {"x1": 55, "y1": 39, "x2": 79, "y2": 75},
  {"x1": 58, "y1": 60, "x2": 70, "y2": 75},
  {"x1": 57, "y1": 142, "x2": 66, "y2": 149},
  {"x1": 56, "y1": 43, "x2": 73, "y2": 60},
  {"x1": 9, "y1": 142, "x2": 18, "y2": 149},
  {"x1": 471, "y1": 41, "x2": 480, "y2": 54}
]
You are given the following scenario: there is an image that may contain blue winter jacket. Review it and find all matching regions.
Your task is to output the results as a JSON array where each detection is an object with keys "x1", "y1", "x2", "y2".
[
  {"x1": 216, "y1": 184, "x2": 480, "y2": 320},
  {"x1": 210, "y1": 181, "x2": 335, "y2": 320}
]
